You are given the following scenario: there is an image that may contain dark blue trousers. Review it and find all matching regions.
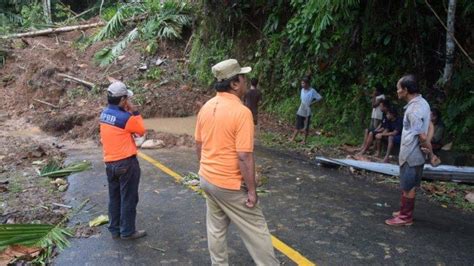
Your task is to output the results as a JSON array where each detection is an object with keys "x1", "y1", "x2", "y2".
[{"x1": 105, "y1": 156, "x2": 140, "y2": 237}]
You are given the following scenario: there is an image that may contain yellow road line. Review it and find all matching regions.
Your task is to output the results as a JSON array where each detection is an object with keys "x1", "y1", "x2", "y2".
[
  {"x1": 137, "y1": 151, "x2": 316, "y2": 266},
  {"x1": 271, "y1": 236, "x2": 315, "y2": 266},
  {"x1": 138, "y1": 151, "x2": 200, "y2": 192},
  {"x1": 138, "y1": 152, "x2": 182, "y2": 181}
]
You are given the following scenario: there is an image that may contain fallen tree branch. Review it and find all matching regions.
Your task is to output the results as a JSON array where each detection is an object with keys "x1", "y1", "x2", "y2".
[
  {"x1": 57, "y1": 73, "x2": 95, "y2": 88},
  {"x1": 33, "y1": 99, "x2": 59, "y2": 109},
  {"x1": 0, "y1": 22, "x2": 105, "y2": 39},
  {"x1": 1, "y1": 16, "x2": 147, "y2": 40}
]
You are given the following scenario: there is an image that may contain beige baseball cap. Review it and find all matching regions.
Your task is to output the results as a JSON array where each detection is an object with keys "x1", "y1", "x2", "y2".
[{"x1": 212, "y1": 59, "x2": 252, "y2": 81}]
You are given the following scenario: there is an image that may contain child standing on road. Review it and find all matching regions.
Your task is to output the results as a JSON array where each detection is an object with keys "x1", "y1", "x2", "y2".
[{"x1": 289, "y1": 77, "x2": 322, "y2": 144}]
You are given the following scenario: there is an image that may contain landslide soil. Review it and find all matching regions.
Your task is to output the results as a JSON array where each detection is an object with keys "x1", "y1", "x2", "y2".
[
  {"x1": 0, "y1": 19, "x2": 210, "y2": 143},
  {"x1": 0, "y1": 21, "x2": 209, "y2": 227}
]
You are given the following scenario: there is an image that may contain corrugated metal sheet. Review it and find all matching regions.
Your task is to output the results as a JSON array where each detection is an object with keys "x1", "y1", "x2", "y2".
[{"x1": 315, "y1": 157, "x2": 474, "y2": 183}]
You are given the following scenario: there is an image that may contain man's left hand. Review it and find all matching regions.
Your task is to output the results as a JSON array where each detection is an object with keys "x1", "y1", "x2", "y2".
[{"x1": 245, "y1": 191, "x2": 258, "y2": 208}]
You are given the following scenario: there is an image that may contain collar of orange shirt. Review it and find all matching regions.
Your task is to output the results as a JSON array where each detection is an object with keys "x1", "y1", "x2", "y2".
[{"x1": 216, "y1": 92, "x2": 242, "y2": 103}]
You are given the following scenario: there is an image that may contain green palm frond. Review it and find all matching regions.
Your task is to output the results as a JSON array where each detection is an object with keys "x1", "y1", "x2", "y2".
[
  {"x1": 93, "y1": 4, "x2": 144, "y2": 43},
  {"x1": 158, "y1": 23, "x2": 181, "y2": 39},
  {"x1": 93, "y1": 0, "x2": 193, "y2": 66},
  {"x1": 143, "y1": 0, "x2": 191, "y2": 39},
  {"x1": 0, "y1": 199, "x2": 89, "y2": 264},
  {"x1": 94, "y1": 27, "x2": 139, "y2": 66},
  {"x1": 40, "y1": 160, "x2": 91, "y2": 178},
  {"x1": 141, "y1": 16, "x2": 163, "y2": 39},
  {"x1": 0, "y1": 224, "x2": 73, "y2": 251}
]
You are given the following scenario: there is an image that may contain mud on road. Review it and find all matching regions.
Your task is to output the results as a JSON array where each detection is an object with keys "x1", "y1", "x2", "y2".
[{"x1": 0, "y1": 118, "x2": 69, "y2": 225}]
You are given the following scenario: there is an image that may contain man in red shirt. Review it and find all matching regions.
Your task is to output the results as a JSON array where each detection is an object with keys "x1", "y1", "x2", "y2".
[
  {"x1": 100, "y1": 81, "x2": 146, "y2": 240},
  {"x1": 195, "y1": 59, "x2": 278, "y2": 265}
]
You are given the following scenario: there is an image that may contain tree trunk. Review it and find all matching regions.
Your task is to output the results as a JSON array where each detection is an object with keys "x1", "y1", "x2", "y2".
[
  {"x1": 442, "y1": 0, "x2": 456, "y2": 86},
  {"x1": 43, "y1": 0, "x2": 52, "y2": 24},
  {"x1": 0, "y1": 22, "x2": 106, "y2": 39},
  {"x1": 0, "y1": 16, "x2": 146, "y2": 39}
]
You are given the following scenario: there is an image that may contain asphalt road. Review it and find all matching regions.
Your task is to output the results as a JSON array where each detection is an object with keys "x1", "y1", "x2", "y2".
[{"x1": 54, "y1": 145, "x2": 474, "y2": 265}]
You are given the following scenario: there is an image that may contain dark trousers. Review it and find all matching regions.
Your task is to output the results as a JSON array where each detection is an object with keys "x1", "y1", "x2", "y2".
[{"x1": 105, "y1": 156, "x2": 140, "y2": 237}]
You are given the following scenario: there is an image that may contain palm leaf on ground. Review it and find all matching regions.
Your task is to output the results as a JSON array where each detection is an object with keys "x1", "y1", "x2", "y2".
[
  {"x1": 94, "y1": 27, "x2": 139, "y2": 66},
  {"x1": 40, "y1": 160, "x2": 91, "y2": 178},
  {"x1": 0, "y1": 224, "x2": 73, "y2": 251},
  {"x1": 0, "y1": 199, "x2": 89, "y2": 263}
]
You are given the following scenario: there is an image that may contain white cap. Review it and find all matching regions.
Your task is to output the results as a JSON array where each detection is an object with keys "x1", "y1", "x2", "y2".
[{"x1": 107, "y1": 81, "x2": 133, "y2": 97}]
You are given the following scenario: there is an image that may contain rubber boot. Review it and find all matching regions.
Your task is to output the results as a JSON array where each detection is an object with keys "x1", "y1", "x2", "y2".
[
  {"x1": 392, "y1": 193, "x2": 403, "y2": 217},
  {"x1": 385, "y1": 196, "x2": 414, "y2": 226}
]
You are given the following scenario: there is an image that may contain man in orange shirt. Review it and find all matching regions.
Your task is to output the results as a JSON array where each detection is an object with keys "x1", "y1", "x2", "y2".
[
  {"x1": 195, "y1": 59, "x2": 278, "y2": 265},
  {"x1": 100, "y1": 81, "x2": 146, "y2": 240}
]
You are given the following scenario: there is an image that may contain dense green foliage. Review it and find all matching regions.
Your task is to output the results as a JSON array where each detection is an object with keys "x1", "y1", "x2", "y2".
[
  {"x1": 189, "y1": 0, "x2": 474, "y2": 149},
  {"x1": 0, "y1": 0, "x2": 100, "y2": 66},
  {"x1": 93, "y1": 0, "x2": 192, "y2": 66},
  {"x1": 1, "y1": 0, "x2": 472, "y2": 150},
  {"x1": 0, "y1": 0, "x2": 78, "y2": 34},
  {"x1": 0, "y1": 0, "x2": 193, "y2": 67}
]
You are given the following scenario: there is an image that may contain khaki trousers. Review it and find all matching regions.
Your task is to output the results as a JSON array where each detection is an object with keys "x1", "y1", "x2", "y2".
[{"x1": 200, "y1": 177, "x2": 279, "y2": 266}]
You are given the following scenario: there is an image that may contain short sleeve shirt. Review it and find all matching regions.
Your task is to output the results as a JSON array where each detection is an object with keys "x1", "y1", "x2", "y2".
[
  {"x1": 195, "y1": 92, "x2": 254, "y2": 190},
  {"x1": 399, "y1": 95, "x2": 431, "y2": 166},
  {"x1": 99, "y1": 105, "x2": 145, "y2": 162},
  {"x1": 387, "y1": 117, "x2": 403, "y2": 136},
  {"x1": 371, "y1": 94, "x2": 385, "y2": 120},
  {"x1": 296, "y1": 87, "x2": 322, "y2": 117}
]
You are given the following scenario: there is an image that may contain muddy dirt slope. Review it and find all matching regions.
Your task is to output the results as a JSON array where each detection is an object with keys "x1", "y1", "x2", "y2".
[{"x1": 0, "y1": 19, "x2": 209, "y2": 141}]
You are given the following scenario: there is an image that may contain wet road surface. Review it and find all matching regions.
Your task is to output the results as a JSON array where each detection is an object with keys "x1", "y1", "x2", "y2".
[{"x1": 55, "y1": 145, "x2": 474, "y2": 265}]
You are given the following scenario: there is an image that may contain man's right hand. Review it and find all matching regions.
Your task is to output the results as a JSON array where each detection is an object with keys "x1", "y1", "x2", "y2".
[
  {"x1": 245, "y1": 190, "x2": 258, "y2": 208},
  {"x1": 125, "y1": 99, "x2": 138, "y2": 113}
]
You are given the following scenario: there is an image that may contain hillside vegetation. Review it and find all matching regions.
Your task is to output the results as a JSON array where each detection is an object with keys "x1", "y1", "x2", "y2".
[
  {"x1": 1, "y1": 0, "x2": 473, "y2": 150},
  {"x1": 189, "y1": 0, "x2": 474, "y2": 150}
]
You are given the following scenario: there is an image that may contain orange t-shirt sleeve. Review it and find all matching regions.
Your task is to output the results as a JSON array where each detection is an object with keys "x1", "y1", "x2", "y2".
[
  {"x1": 195, "y1": 112, "x2": 202, "y2": 142},
  {"x1": 235, "y1": 109, "x2": 254, "y2": 152},
  {"x1": 125, "y1": 114, "x2": 146, "y2": 136}
]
